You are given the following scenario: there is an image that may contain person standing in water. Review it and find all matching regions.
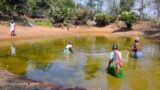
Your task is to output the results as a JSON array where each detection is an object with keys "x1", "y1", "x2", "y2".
[
  {"x1": 64, "y1": 42, "x2": 73, "y2": 54},
  {"x1": 9, "y1": 19, "x2": 16, "y2": 36},
  {"x1": 132, "y1": 37, "x2": 142, "y2": 59},
  {"x1": 107, "y1": 44, "x2": 123, "y2": 74}
]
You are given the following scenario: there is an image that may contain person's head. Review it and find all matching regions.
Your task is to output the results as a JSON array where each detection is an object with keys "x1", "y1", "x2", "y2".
[
  {"x1": 11, "y1": 19, "x2": 14, "y2": 23},
  {"x1": 112, "y1": 44, "x2": 118, "y2": 50},
  {"x1": 135, "y1": 36, "x2": 140, "y2": 43},
  {"x1": 68, "y1": 41, "x2": 73, "y2": 45}
]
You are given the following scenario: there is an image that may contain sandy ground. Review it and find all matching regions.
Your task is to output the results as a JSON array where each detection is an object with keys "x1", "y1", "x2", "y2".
[
  {"x1": 1, "y1": 21, "x2": 159, "y2": 43},
  {"x1": 0, "y1": 22, "x2": 145, "y2": 41},
  {"x1": 0, "y1": 21, "x2": 159, "y2": 90}
]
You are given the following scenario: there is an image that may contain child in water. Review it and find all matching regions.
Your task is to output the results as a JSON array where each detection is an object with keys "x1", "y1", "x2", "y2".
[
  {"x1": 64, "y1": 42, "x2": 73, "y2": 54},
  {"x1": 107, "y1": 44, "x2": 123, "y2": 74}
]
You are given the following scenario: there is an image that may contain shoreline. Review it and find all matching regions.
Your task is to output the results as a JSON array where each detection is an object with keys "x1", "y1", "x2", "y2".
[
  {"x1": 0, "y1": 22, "x2": 147, "y2": 45},
  {"x1": 0, "y1": 70, "x2": 87, "y2": 90},
  {"x1": 1, "y1": 21, "x2": 159, "y2": 42}
]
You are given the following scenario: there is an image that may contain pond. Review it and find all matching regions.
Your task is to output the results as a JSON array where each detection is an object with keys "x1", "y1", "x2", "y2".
[{"x1": 0, "y1": 36, "x2": 160, "y2": 90}]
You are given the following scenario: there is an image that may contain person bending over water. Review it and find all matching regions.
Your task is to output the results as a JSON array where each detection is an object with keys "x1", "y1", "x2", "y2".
[
  {"x1": 107, "y1": 44, "x2": 123, "y2": 74},
  {"x1": 64, "y1": 42, "x2": 73, "y2": 54}
]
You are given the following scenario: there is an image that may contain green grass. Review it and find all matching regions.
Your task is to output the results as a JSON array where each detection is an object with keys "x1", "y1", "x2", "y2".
[{"x1": 31, "y1": 19, "x2": 52, "y2": 27}]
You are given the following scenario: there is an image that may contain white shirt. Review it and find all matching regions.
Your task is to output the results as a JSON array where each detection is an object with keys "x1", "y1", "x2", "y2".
[
  {"x1": 65, "y1": 44, "x2": 72, "y2": 49},
  {"x1": 9, "y1": 22, "x2": 15, "y2": 32},
  {"x1": 110, "y1": 50, "x2": 122, "y2": 61}
]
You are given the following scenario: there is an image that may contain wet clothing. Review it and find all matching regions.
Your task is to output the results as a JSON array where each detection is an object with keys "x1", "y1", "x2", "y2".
[{"x1": 134, "y1": 52, "x2": 142, "y2": 59}]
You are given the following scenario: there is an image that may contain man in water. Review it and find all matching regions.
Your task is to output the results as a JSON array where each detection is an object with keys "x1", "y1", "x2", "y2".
[
  {"x1": 132, "y1": 37, "x2": 142, "y2": 59},
  {"x1": 9, "y1": 19, "x2": 16, "y2": 36},
  {"x1": 64, "y1": 42, "x2": 73, "y2": 54},
  {"x1": 107, "y1": 44, "x2": 123, "y2": 74}
]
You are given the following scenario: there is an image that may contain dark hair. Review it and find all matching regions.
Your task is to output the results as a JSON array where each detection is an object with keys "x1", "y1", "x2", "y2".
[
  {"x1": 112, "y1": 44, "x2": 118, "y2": 49},
  {"x1": 68, "y1": 41, "x2": 73, "y2": 45},
  {"x1": 11, "y1": 19, "x2": 14, "y2": 23}
]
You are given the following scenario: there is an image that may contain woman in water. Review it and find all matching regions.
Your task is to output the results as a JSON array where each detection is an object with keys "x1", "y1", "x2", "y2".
[
  {"x1": 64, "y1": 42, "x2": 73, "y2": 54},
  {"x1": 107, "y1": 44, "x2": 123, "y2": 74}
]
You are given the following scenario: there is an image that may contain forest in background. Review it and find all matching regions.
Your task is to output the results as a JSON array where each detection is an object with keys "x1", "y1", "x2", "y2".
[{"x1": 0, "y1": 0, "x2": 160, "y2": 28}]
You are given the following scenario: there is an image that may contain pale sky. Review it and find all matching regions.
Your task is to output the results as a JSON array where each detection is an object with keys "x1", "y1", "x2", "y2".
[{"x1": 74, "y1": 0, "x2": 158, "y2": 19}]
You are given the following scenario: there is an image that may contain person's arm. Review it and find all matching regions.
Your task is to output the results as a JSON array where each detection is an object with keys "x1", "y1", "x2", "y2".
[
  {"x1": 13, "y1": 23, "x2": 15, "y2": 31},
  {"x1": 69, "y1": 48, "x2": 73, "y2": 53},
  {"x1": 107, "y1": 52, "x2": 113, "y2": 69},
  {"x1": 119, "y1": 52, "x2": 122, "y2": 60}
]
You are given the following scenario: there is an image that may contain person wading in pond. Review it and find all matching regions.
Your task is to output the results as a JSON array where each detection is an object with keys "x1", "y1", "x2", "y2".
[
  {"x1": 132, "y1": 37, "x2": 142, "y2": 59},
  {"x1": 9, "y1": 19, "x2": 16, "y2": 36},
  {"x1": 107, "y1": 44, "x2": 123, "y2": 74},
  {"x1": 64, "y1": 42, "x2": 73, "y2": 54}
]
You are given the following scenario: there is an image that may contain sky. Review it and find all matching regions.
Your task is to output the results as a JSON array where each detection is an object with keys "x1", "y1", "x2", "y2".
[{"x1": 74, "y1": 0, "x2": 159, "y2": 19}]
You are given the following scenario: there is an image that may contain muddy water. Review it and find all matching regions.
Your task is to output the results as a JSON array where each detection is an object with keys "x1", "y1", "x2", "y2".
[{"x1": 0, "y1": 36, "x2": 159, "y2": 90}]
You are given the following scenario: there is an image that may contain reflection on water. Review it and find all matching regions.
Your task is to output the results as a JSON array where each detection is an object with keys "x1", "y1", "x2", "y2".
[
  {"x1": 0, "y1": 36, "x2": 160, "y2": 90},
  {"x1": 11, "y1": 37, "x2": 16, "y2": 56}
]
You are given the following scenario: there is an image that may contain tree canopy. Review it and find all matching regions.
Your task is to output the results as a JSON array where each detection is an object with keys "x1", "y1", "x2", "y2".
[{"x1": 0, "y1": 0, "x2": 159, "y2": 26}]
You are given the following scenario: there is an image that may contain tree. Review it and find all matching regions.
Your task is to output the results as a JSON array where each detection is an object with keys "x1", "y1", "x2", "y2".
[
  {"x1": 155, "y1": 0, "x2": 160, "y2": 19},
  {"x1": 27, "y1": 0, "x2": 51, "y2": 17},
  {"x1": 119, "y1": 0, "x2": 135, "y2": 11},
  {"x1": 119, "y1": 11, "x2": 137, "y2": 29},
  {"x1": 94, "y1": 13, "x2": 108, "y2": 26},
  {"x1": 140, "y1": 0, "x2": 144, "y2": 20},
  {"x1": 87, "y1": 0, "x2": 103, "y2": 13},
  {"x1": 48, "y1": 0, "x2": 76, "y2": 25}
]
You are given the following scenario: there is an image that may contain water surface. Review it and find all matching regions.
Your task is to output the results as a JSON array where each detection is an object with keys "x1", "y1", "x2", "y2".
[{"x1": 0, "y1": 36, "x2": 159, "y2": 90}]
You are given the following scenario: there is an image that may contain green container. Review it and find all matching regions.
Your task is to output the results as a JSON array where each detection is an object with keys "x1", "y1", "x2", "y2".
[{"x1": 107, "y1": 62, "x2": 125, "y2": 78}]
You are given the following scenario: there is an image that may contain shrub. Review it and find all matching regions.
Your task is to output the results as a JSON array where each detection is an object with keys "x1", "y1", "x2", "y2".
[
  {"x1": 74, "y1": 8, "x2": 93, "y2": 25},
  {"x1": 48, "y1": 8, "x2": 75, "y2": 25},
  {"x1": 106, "y1": 15, "x2": 115, "y2": 23},
  {"x1": 94, "y1": 13, "x2": 108, "y2": 27},
  {"x1": 119, "y1": 11, "x2": 137, "y2": 28}
]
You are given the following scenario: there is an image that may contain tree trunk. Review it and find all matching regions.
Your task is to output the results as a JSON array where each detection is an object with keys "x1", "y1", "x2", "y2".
[{"x1": 140, "y1": 0, "x2": 144, "y2": 20}]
